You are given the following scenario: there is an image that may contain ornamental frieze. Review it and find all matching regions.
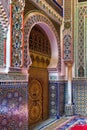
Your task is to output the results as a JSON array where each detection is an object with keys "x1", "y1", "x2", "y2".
[{"x1": 30, "y1": 0, "x2": 63, "y2": 25}]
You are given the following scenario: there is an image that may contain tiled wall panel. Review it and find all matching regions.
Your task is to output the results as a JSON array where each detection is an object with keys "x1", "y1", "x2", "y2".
[
  {"x1": 73, "y1": 80, "x2": 87, "y2": 115},
  {"x1": 49, "y1": 81, "x2": 66, "y2": 118},
  {"x1": 0, "y1": 82, "x2": 28, "y2": 130}
]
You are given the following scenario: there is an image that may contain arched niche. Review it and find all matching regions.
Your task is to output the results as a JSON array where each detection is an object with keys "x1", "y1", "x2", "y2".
[{"x1": 24, "y1": 11, "x2": 61, "y2": 72}]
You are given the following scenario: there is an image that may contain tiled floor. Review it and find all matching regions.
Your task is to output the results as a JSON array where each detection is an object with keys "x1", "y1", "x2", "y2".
[
  {"x1": 57, "y1": 117, "x2": 87, "y2": 130},
  {"x1": 29, "y1": 116, "x2": 75, "y2": 130},
  {"x1": 29, "y1": 118, "x2": 57, "y2": 130},
  {"x1": 29, "y1": 116, "x2": 87, "y2": 130}
]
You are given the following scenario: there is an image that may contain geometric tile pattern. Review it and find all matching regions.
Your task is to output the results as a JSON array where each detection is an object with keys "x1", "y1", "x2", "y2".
[
  {"x1": 65, "y1": 104, "x2": 74, "y2": 116},
  {"x1": 0, "y1": 73, "x2": 27, "y2": 81},
  {"x1": 63, "y1": 34, "x2": 72, "y2": 61},
  {"x1": 0, "y1": 82, "x2": 28, "y2": 130},
  {"x1": 73, "y1": 80, "x2": 87, "y2": 115},
  {"x1": 74, "y1": 5, "x2": 78, "y2": 77},
  {"x1": 58, "y1": 117, "x2": 87, "y2": 130},
  {"x1": 12, "y1": 1, "x2": 23, "y2": 67},
  {"x1": 64, "y1": 0, "x2": 71, "y2": 20},
  {"x1": 0, "y1": 0, "x2": 25, "y2": 69},
  {"x1": 49, "y1": 81, "x2": 65, "y2": 118},
  {"x1": 74, "y1": 2, "x2": 87, "y2": 77},
  {"x1": 49, "y1": 82, "x2": 58, "y2": 118},
  {"x1": 63, "y1": 0, "x2": 73, "y2": 63},
  {"x1": 58, "y1": 82, "x2": 65, "y2": 116},
  {"x1": 84, "y1": 18, "x2": 87, "y2": 76},
  {"x1": 0, "y1": 22, "x2": 4, "y2": 67},
  {"x1": 33, "y1": 117, "x2": 87, "y2": 130},
  {"x1": 64, "y1": 82, "x2": 68, "y2": 104}
]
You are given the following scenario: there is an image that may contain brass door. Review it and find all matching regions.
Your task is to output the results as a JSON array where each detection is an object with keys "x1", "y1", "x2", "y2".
[{"x1": 29, "y1": 79, "x2": 42, "y2": 125}]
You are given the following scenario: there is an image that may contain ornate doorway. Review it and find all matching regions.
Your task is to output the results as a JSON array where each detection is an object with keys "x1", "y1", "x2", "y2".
[
  {"x1": 24, "y1": 11, "x2": 60, "y2": 127},
  {"x1": 28, "y1": 24, "x2": 51, "y2": 126}
]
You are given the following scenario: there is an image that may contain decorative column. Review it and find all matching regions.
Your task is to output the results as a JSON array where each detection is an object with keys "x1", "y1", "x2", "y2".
[
  {"x1": 60, "y1": 22, "x2": 65, "y2": 76},
  {"x1": 64, "y1": 63, "x2": 74, "y2": 116},
  {"x1": 10, "y1": 0, "x2": 13, "y2": 66},
  {"x1": 67, "y1": 64, "x2": 72, "y2": 105},
  {"x1": 63, "y1": 0, "x2": 74, "y2": 116},
  {"x1": 21, "y1": 11, "x2": 24, "y2": 67},
  {"x1": 9, "y1": 0, "x2": 25, "y2": 70}
]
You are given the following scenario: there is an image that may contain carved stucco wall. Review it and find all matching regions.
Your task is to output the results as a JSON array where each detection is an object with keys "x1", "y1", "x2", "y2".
[
  {"x1": 24, "y1": 11, "x2": 61, "y2": 71},
  {"x1": 74, "y1": 2, "x2": 87, "y2": 77}
]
